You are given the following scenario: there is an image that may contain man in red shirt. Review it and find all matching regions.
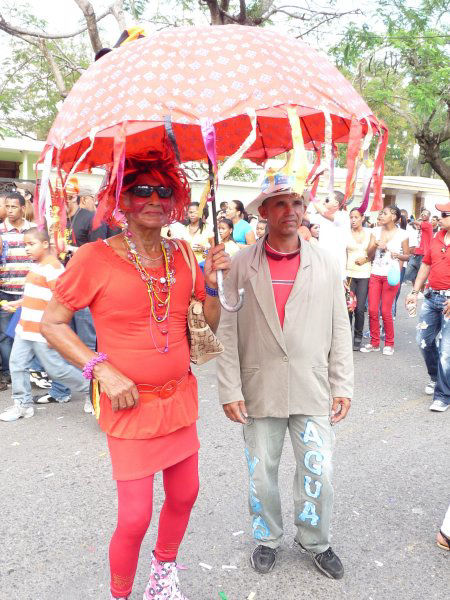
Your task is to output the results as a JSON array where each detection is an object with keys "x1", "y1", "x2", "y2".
[
  {"x1": 217, "y1": 177, "x2": 353, "y2": 580},
  {"x1": 406, "y1": 201, "x2": 450, "y2": 412},
  {"x1": 404, "y1": 208, "x2": 433, "y2": 284}
]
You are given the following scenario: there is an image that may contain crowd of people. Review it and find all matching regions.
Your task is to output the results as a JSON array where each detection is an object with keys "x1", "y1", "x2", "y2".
[{"x1": 0, "y1": 166, "x2": 448, "y2": 600}]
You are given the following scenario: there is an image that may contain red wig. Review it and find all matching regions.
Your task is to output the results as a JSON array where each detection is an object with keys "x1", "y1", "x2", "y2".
[{"x1": 95, "y1": 147, "x2": 191, "y2": 227}]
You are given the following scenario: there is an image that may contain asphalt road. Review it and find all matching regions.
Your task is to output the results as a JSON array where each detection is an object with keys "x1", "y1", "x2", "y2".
[{"x1": 0, "y1": 293, "x2": 448, "y2": 600}]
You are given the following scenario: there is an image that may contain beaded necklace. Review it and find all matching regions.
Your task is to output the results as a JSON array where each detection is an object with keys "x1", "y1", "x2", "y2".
[{"x1": 123, "y1": 230, "x2": 176, "y2": 353}]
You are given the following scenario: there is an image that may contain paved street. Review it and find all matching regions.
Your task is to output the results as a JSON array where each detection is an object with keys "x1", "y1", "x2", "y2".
[{"x1": 0, "y1": 294, "x2": 448, "y2": 600}]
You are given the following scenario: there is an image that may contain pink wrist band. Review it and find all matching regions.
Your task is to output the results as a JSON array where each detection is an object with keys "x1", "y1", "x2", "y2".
[{"x1": 82, "y1": 352, "x2": 108, "y2": 379}]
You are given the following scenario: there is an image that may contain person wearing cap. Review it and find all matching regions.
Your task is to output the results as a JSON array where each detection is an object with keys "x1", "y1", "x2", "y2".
[
  {"x1": 406, "y1": 201, "x2": 450, "y2": 412},
  {"x1": 217, "y1": 176, "x2": 353, "y2": 580}
]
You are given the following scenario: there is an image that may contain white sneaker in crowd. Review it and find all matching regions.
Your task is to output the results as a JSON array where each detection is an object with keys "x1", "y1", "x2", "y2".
[
  {"x1": 84, "y1": 397, "x2": 95, "y2": 415},
  {"x1": 425, "y1": 380, "x2": 436, "y2": 395},
  {"x1": 29, "y1": 370, "x2": 51, "y2": 389},
  {"x1": 429, "y1": 400, "x2": 449, "y2": 412},
  {"x1": 360, "y1": 344, "x2": 380, "y2": 353},
  {"x1": 382, "y1": 346, "x2": 394, "y2": 356},
  {"x1": 0, "y1": 404, "x2": 34, "y2": 421}
]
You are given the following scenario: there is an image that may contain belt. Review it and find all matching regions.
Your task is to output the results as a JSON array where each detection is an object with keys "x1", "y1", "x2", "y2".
[
  {"x1": 136, "y1": 373, "x2": 188, "y2": 402},
  {"x1": 428, "y1": 288, "x2": 450, "y2": 297}
]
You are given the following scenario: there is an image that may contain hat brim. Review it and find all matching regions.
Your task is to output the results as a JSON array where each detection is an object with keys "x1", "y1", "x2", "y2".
[
  {"x1": 246, "y1": 187, "x2": 308, "y2": 216},
  {"x1": 435, "y1": 202, "x2": 450, "y2": 212}
]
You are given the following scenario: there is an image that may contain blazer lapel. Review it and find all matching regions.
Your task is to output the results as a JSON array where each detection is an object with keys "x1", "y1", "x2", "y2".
[
  {"x1": 283, "y1": 240, "x2": 312, "y2": 331},
  {"x1": 249, "y1": 241, "x2": 287, "y2": 353}
]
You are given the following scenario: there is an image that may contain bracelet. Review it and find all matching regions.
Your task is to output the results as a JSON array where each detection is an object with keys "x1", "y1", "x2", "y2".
[
  {"x1": 411, "y1": 290, "x2": 419, "y2": 295},
  {"x1": 82, "y1": 352, "x2": 108, "y2": 380},
  {"x1": 206, "y1": 285, "x2": 219, "y2": 297}
]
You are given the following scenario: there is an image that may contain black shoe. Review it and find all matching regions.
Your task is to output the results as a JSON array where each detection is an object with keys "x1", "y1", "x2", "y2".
[
  {"x1": 353, "y1": 337, "x2": 362, "y2": 351},
  {"x1": 1, "y1": 372, "x2": 11, "y2": 384},
  {"x1": 312, "y1": 547, "x2": 344, "y2": 579},
  {"x1": 250, "y1": 545, "x2": 277, "y2": 574},
  {"x1": 295, "y1": 541, "x2": 344, "y2": 579}
]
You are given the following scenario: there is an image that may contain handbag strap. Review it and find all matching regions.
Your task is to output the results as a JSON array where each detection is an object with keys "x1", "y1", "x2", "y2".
[{"x1": 176, "y1": 240, "x2": 197, "y2": 297}]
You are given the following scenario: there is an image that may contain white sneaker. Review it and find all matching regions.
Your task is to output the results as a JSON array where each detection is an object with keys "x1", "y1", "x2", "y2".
[
  {"x1": 382, "y1": 346, "x2": 394, "y2": 356},
  {"x1": 425, "y1": 380, "x2": 436, "y2": 395},
  {"x1": 0, "y1": 404, "x2": 34, "y2": 422},
  {"x1": 360, "y1": 344, "x2": 380, "y2": 353},
  {"x1": 429, "y1": 400, "x2": 449, "y2": 412},
  {"x1": 84, "y1": 397, "x2": 95, "y2": 415}
]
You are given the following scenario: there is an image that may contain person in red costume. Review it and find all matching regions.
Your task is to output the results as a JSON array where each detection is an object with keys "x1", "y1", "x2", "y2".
[
  {"x1": 41, "y1": 151, "x2": 231, "y2": 600},
  {"x1": 404, "y1": 208, "x2": 433, "y2": 285}
]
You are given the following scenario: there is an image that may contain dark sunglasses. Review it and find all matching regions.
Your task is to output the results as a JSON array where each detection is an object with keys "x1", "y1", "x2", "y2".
[
  {"x1": 129, "y1": 185, "x2": 173, "y2": 199},
  {"x1": 440, "y1": 212, "x2": 450, "y2": 218}
]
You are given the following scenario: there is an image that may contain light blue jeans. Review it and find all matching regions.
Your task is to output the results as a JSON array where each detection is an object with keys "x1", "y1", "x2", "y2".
[
  {"x1": 10, "y1": 336, "x2": 89, "y2": 406},
  {"x1": 243, "y1": 415, "x2": 334, "y2": 554},
  {"x1": 416, "y1": 293, "x2": 450, "y2": 405}
]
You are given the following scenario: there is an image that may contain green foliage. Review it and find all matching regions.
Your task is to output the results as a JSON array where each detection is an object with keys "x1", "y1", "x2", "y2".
[
  {"x1": 332, "y1": 0, "x2": 450, "y2": 178},
  {"x1": 123, "y1": 0, "x2": 151, "y2": 20},
  {"x1": 223, "y1": 161, "x2": 258, "y2": 182},
  {"x1": 0, "y1": 36, "x2": 90, "y2": 139}
]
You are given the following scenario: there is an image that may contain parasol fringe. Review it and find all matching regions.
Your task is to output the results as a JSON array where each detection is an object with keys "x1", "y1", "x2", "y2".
[
  {"x1": 63, "y1": 126, "x2": 99, "y2": 188},
  {"x1": 344, "y1": 116, "x2": 363, "y2": 204},
  {"x1": 37, "y1": 146, "x2": 54, "y2": 229},
  {"x1": 370, "y1": 124, "x2": 389, "y2": 212},
  {"x1": 284, "y1": 106, "x2": 309, "y2": 198}
]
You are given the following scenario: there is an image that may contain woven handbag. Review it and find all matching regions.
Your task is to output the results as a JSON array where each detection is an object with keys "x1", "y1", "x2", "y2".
[{"x1": 177, "y1": 240, "x2": 224, "y2": 365}]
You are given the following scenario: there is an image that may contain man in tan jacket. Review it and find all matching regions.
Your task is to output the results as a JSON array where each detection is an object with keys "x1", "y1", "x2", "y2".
[{"x1": 217, "y1": 177, "x2": 353, "y2": 580}]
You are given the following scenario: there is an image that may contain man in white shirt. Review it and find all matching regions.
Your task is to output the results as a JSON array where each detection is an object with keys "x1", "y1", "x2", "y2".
[{"x1": 313, "y1": 191, "x2": 350, "y2": 280}]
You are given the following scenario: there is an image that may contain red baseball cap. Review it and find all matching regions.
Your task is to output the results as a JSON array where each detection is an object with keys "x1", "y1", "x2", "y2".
[{"x1": 435, "y1": 201, "x2": 450, "y2": 212}]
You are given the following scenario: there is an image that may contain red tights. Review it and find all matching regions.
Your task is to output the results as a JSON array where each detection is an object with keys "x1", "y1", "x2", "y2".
[{"x1": 109, "y1": 453, "x2": 199, "y2": 598}]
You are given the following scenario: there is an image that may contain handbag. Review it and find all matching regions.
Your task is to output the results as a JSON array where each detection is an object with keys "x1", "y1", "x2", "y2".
[
  {"x1": 345, "y1": 279, "x2": 358, "y2": 313},
  {"x1": 177, "y1": 240, "x2": 224, "y2": 365}
]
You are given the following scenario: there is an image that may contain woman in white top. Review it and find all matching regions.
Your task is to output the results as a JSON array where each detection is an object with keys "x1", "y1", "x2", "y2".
[
  {"x1": 182, "y1": 202, "x2": 214, "y2": 263},
  {"x1": 346, "y1": 208, "x2": 372, "y2": 350},
  {"x1": 217, "y1": 218, "x2": 240, "y2": 257},
  {"x1": 361, "y1": 205, "x2": 409, "y2": 355}
]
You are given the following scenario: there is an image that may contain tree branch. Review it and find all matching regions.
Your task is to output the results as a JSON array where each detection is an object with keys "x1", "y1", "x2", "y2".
[
  {"x1": 73, "y1": 0, "x2": 103, "y2": 53},
  {"x1": 39, "y1": 39, "x2": 68, "y2": 98},
  {"x1": 111, "y1": 0, "x2": 127, "y2": 31},
  {"x1": 0, "y1": 7, "x2": 111, "y2": 41},
  {"x1": 384, "y1": 101, "x2": 418, "y2": 130}
]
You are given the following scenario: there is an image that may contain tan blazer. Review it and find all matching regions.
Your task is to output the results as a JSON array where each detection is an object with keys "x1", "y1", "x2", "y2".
[{"x1": 217, "y1": 237, "x2": 353, "y2": 417}]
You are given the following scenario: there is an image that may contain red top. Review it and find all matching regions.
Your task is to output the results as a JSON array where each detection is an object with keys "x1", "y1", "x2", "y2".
[
  {"x1": 414, "y1": 220, "x2": 433, "y2": 256},
  {"x1": 265, "y1": 241, "x2": 301, "y2": 328},
  {"x1": 54, "y1": 239, "x2": 205, "y2": 439},
  {"x1": 422, "y1": 230, "x2": 450, "y2": 290}
]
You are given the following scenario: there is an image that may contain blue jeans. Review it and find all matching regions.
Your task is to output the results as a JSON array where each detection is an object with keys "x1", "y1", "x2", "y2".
[
  {"x1": 404, "y1": 254, "x2": 423, "y2": 283},
  {"x1": 416, "y1": 293, "x2": 450, "y2": 405},
  {"x1": 0, "y1": 291, "x2": 21, "y2": 375},
  {"x1": 30, "y1": 356, "x2": 71, "y2": 401},
  {"x1": 10, "y1": 336, "x2": 89, "y2": 406},
  {"x1": 71, "y1": 308, "x2": 96, "y2": 352}
]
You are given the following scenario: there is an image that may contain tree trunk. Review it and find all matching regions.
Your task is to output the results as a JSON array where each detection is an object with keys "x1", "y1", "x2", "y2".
[
  {"x1": 73, "y1": 0, "x2": 103, "y2": 53},
  {"x1": 111, "y1": 0, "x2": 127, "y2": 31},
  {"x1": 39, "y1": 40, "x2": 68, "y2": 98},
  {"x1": 417, "y1": 133, "x2": 450, "y2": 193}
]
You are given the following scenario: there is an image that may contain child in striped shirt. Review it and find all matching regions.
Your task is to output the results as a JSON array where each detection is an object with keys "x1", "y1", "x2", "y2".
[{"x1": 0, "y1": 228, "x2": 90, "y2": 422}]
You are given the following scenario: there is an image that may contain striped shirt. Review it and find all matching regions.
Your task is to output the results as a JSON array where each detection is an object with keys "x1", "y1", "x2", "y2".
[
  {"x1": 0, "y1": 219, "x2": 33, "y2": 295},
  {"x1": 16, "y1": 255, "x2": 65, "y2": 343},
  {"x1": 265, "y1": 240, "x2": 301, "y2": 328}
]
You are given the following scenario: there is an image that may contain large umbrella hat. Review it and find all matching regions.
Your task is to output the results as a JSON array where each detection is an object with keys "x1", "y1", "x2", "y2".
[
  {"x1": 39, "y1": 25, "x2": 387, "y2": 310},
  {"x1": 43, "y1": 25, "x2": 385, "y2": 170}
]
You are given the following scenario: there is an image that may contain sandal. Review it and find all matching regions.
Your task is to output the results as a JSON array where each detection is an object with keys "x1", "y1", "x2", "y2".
[{"x1": 436, "y1": 529, "x2": 450, "y2": 551}]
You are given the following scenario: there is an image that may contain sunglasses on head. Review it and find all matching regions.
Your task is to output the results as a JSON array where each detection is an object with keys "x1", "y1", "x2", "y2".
[
  {"x1": 441, "y1": 212, "x2": 450, "y2": 218},
  {"x1": 129, "y1": 185, "x2": 173, "y2": 199}
]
